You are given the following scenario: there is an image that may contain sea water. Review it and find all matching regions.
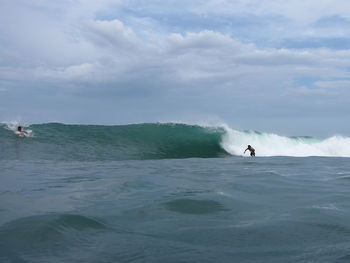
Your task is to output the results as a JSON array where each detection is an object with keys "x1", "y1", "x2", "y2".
[{"x1": 1, "y1": 123, "x2": 350, "y2": 262}]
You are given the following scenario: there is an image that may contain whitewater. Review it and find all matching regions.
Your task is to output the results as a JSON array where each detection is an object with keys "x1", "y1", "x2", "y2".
[
  {"x1": 221, "y1": 127, "x2": 350, "y2": 157},
  {"x1": 1, "y1": 122, "x2": 350, "y2": 262}
]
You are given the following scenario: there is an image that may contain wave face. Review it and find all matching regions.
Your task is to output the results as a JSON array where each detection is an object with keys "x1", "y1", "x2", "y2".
[
  {"x1": 0, "y1": 123, "x2": 228, "y2": 161},
  {"x1": 1, "y1": 122, "x2": 350, "y2": 161}
]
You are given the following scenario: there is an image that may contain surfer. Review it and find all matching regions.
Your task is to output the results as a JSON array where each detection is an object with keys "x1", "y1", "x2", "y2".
[
  {"x1": 244, "y1": 145, "x2": 255, "y2": 157},
  {"x1": 17, "y1": 126, "x2": 28, "y2": 136}
]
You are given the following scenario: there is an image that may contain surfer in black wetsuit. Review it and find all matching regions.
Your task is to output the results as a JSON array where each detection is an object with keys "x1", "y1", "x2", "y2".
[{"x1": 244, "y1": 145, "x2": 255, "y2": 156}]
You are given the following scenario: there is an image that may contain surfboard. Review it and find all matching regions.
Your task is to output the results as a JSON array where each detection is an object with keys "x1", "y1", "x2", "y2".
[{"x1": 15, "y1": 131, "x2": 29, "y2": 137}]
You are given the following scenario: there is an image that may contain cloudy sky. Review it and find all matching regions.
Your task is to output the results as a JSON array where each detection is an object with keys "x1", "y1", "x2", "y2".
[{"x1": 1, "y1": 0, "x2": 350, "y2": 136}]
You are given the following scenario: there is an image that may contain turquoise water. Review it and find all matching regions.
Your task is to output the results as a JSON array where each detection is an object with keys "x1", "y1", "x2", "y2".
[
  {"x1": 0, "y1": 123, "x2": 228, "y2": 161},
  {"x1": 1, "y1": 123, "x2": 350, "y2": 262}
]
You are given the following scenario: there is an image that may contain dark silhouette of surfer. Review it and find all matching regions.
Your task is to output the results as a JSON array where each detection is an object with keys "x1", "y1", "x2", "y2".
[{"x1": 244, "y1": 145, "x2": 255, "y2": 156}]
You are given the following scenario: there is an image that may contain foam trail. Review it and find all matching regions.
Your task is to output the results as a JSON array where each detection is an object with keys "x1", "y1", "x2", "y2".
[{"x1": 221, "y1": 128, "x2": 350, "y2": 157}]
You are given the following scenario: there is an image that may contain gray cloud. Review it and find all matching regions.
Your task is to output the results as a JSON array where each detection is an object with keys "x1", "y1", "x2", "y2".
[{"x1": 1, "y1": 1, "x2": 350, "y2": 136}]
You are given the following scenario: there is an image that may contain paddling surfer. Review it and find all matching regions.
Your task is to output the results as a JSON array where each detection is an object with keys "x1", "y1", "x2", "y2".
[{"x1": 17, "y1": 126, "x2": 28, "y2": 136}]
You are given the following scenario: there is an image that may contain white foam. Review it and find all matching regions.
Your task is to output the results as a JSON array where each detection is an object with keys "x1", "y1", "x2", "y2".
[
  {"x1": 220, "y1": 127, "x2": 350, "y2": 157},
  {"x1": 4, "y1": 121, "x2": 33, "y2": 137}
]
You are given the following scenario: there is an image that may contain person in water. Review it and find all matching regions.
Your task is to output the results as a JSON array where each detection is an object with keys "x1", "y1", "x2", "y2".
[
  {"x1": 17, "y1": 126, "x2": 28, "y2": 135},
  {"x1": 244, "y1": 145, "x2": 255, "y2": 156}
]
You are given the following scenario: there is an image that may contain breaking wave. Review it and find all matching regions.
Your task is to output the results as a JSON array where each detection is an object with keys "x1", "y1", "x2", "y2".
[{"x1": 1, "y1": 122, "x2": 349, "y2": 161}]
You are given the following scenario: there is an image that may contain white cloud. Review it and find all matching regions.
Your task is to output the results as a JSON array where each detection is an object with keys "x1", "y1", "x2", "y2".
[
  {"x1": 84, "y1": 19, "x2": 140, "y2": 50},
  {"x1": 167, "y1": 31, "x2": 244, "y2": 51}
]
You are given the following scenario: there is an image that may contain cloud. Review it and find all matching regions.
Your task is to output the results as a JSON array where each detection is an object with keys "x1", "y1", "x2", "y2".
[
  {"x1": 1, "y1": 0, "x2": 350, "y2": 135},
  {"x1": 84, "y1": 19, "x2": 140, "y2": 50}
]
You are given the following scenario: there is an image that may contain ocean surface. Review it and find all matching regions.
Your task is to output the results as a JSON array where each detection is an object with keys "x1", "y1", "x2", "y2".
[{"x1": 1, "y1": 122, "x2": 350, "y2": 262}]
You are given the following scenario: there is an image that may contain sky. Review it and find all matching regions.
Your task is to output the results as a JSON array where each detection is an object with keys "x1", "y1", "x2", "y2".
[{"x1": 1, "y1": 0, "x2": 350, "y2": 137}]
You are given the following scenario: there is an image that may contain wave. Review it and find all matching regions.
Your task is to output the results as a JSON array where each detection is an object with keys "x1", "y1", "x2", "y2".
[
  {"x1": 1, "y1": 122, "x2": 350, "y2": 161},
  {"x1": 221, "y1": 128, "x2": 350, "y2": 157},
  {"x1": 0, "y1": 122, "x2": 228, "y2": 161}
]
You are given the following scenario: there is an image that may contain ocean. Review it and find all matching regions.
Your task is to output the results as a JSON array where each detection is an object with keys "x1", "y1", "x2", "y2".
[{"x1": 1, "y1": 122, "x2": 350, "y2": 262}]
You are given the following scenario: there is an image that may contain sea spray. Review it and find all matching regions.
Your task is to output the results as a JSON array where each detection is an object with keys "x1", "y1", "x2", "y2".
[{"x1": 4, "y1": 122, "x2": 33, "y2": 137}]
